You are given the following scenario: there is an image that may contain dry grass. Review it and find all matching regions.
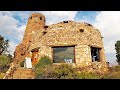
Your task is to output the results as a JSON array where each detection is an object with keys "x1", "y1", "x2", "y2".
[{"x1": 0, "y1": 73, "x2": 5, "y2": 79}]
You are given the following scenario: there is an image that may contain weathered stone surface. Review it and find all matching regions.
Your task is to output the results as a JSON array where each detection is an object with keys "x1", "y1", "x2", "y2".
[
  {"x1": 3, "y1": 13, "x2": 108, "y2": 79},
  {"x1": 13, "y1": 13, "x2": 107, "y2": 68},
  {"x1": 12, "y1": 68, "x2": 34, "y2": 79}
]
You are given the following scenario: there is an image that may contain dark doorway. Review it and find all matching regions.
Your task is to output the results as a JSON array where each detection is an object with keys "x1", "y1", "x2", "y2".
[
  {"x1": 31, "y1": 51, "x2": 38, "y2": 63},
  {"x1": 91, "y1": 47, "x2": 101, "y2": 62},
  {"x1": 31, "y1": 48, "x2": 39, "y2": 64}
]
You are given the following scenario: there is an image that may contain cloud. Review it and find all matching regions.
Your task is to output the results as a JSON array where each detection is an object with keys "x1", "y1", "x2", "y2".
[
  {"x1": 17, "y1": 25, "x2": 26, "y2": 42},
  {"x1": 40, "y1": 11, "x2": 78, "y2": 25},
  {"x1": 0, "y1": 14, "x2": 26, "y2": 43},
  {"x1": 0, "y1": 11, "x2": 78, "y2": 56},
  {"x1": 1, "y1": 11, "x2": 118, "y2": 64},
  {"x1": 10, "y1": 11, "x2": 78, "y2": 25},
  {"x1": 7, "y1": 41, "x2": 18, "y2": 56},
  {"x1": 0, "y1": 11, "x2": 26, "y2": 55},
  {"x1": 93, "y1": 11, "x2": 120, "y2": 64}
]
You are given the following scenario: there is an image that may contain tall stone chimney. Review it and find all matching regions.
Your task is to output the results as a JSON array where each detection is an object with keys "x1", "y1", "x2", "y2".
[
  {"x1": 13, "y1": 13, "x2": 45, "y2": 65},
  {"x1": 22, "y1": 13, "x2": 45, "y2": 44}
]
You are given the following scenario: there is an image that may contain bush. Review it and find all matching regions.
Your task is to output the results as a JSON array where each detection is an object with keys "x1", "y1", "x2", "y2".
[
  {"x1": 108, "y1": 71, "x2": 120, "y2": 79},
  {"x1": 34, "y1": 56, "x2": 53, "y2": 78},
  {"x1": 0, "y1": 54, "x2": 13, "y2": 73},
  {"x1": 35, "y1": 63, "x2": 103, "y2": 79},
  {"x1": 55, "y1": 64, "x2": 76, "y2": 79},
  {"x1": 35, "y1": 63, "x2": 108, "y2": 79},
  {"x1": 0, "y1": 55, "x2": 10, "y2": 66},
  {"x1": 112, "y1": 65, "x2": 120, "y2": 71},
  {"x1": 101, "y1": 65, "x2": 120, "y2": 79},
  {"x1": 75, "y1": 72, "x2": 100, "y2": 79},
  {"x1": 34, "y1": 60, "x2": 120, "y2": 79},
  {"x1": 101, "y1": 71, "x2": 120, "y2": 79},
  {"x1": 35, "y1": 56, "x2": 53, "y2": 68},
  {"x1": 35, "y1": 64, "x2": 77, "y2": 79},
  {"x1": 0, "y1": 65, "x2": 9, "y2": 73}
]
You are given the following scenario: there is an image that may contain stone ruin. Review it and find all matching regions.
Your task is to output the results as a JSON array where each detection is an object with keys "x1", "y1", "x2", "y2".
[{"x1": 12, "y1": 13, "x2": 108, "y2": 70}]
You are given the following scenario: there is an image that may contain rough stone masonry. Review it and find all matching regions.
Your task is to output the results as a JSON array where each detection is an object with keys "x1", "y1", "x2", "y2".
[{"x1": 13, "y1": 13, "x2": 107, "y2": 68}]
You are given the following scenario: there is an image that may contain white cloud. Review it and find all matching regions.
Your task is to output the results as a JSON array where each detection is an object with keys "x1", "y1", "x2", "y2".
[
  {"x1": 0, "y1": 11, "x2": 26, "y2": 55},
  {"x1": 0, "y1": 11, "x2": 78, "y2": 56},
  {"x1": 1, "y1": 11, "x2": 119, "y2": 64},
  {"x1": 17, "y1": 25, "x2": 26, "y2": 42},
  {"x1": 94, "y1": 11, "x2": 120, "y2": 64},
  {"x1": 40, "y1": 11, "x2": 78, "y2": 25},
  {"x1": 11, "y1": 11, "x2": 78, "y2": 25},
  {"x1": 1, "y1": 11, "x2": 118, "y2": 64},
  {"x1": 0, "y1": 11, "x2": 14, "y2": 17},
  {"x1": 7, "y1": 41, "x2": 18, "y2": 56},
  {"x1": 14, "y1": 11, "x2": 78, "y2": 41}
]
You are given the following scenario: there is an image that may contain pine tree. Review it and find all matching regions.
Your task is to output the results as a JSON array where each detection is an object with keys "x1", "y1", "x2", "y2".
[
  {"x1": 0, "y1": 35, "x2": 9, "y2": 55},
  {"x1": 115, "y1": 41, "x2": 120, "y2": 65}
]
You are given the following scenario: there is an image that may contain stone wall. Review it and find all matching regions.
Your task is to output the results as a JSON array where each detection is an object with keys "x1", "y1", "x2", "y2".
[
  {"x1": 75, "y1": 45, "x2": 91, "y2": 66},
  {"x1": 28, "y1": 20, "x2": 106, "y2": 66},
  {"x1": 13, "y1": 13, "x2": 45, "y2": 64},
  {"x1": 13, "y1": 13, "x2": 107, "y2": 68}
]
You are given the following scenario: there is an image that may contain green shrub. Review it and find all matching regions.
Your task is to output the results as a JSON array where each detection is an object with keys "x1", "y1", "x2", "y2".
[
  {"x1": 0, "y1": 65, "x2": 9, "y2": 73},
  {"x1": 55, "y1": 64, "x2": 75, "y2": 79},
  {"x1": 34, "y1": 67, "x2": 44, "y2": 79},
  {"x1": 35, "y1": 56, "x2": 53, "y2": 68},
  {"x1": 35, "y1": 64, "x2": 77, "y2": 79},
  {"x1": 34, "y1": 56, "x2": 53, "y2": 78},
  {"x1": 34, "y1": 59, "x2": 120, "y2": 79},
  {"x1": 0, "y1": 54, "x2": 12, "y2": 73},
  {"x1": 75, "y1": 72, "x2": 100, "y2": 79},
  {"x1": 0, "y1": 55, "x2": 10, "y2": 66},
  {"x1": 35, "y1": 63, "x2": 103, "y2": 79}
]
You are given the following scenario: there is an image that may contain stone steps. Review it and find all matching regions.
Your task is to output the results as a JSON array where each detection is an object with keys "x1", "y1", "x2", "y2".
[
  {"x1": 13, "y1": 68, "x2": 35, "y2": 79},
  {"x1": 5, "y1": 68, "x2": 35, "y2": 79}
]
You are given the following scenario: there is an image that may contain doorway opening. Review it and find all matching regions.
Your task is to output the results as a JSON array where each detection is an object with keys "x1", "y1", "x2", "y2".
[
  {"x1": 31, "y1": 48, "x2": 39, "y2": 64},
  {"x1": 91, "y1": 47, "x2": 101, "y2": 62}
]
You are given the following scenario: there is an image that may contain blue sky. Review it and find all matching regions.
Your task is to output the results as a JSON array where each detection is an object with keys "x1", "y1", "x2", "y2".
[
  {"x1": 0, "y1": 11, "x2": 119, "y2": 65},
  {"x1": 75, "y1": 11, "x2": 100, "y2": 23}
]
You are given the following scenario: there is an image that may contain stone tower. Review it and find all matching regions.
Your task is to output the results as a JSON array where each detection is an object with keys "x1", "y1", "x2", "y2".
[
  {"x1": 13, "y1": 13, "x2": 46, "y2": 65},
  {"x1": 22, "y1": 13, "x2": 45, "y2": 44},
  {"x1": 4, "y1": 13, "x2": 108, "y2": 79}
]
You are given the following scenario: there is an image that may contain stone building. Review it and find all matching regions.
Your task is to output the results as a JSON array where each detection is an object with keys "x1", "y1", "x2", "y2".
[{"x1": 13, "y1": 13, "x2": 107, "y2": 67}]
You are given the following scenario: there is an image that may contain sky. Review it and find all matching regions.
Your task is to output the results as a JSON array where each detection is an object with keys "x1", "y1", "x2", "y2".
[{"x1": 0, "y1": 11, "x2": 119, "y2": 65}]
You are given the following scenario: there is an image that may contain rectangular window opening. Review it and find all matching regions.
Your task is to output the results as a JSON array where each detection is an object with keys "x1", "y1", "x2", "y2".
[
  {"x1": 91, "y1": 47, "x2": 101, "y2": 62},
  {"x1": 52, "y1": 46, "x2": 75, "y2": 63}
]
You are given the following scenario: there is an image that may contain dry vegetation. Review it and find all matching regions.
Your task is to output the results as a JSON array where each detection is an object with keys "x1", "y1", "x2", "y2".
[{"x1": 34, "y1": 56, "x2": 120, "y2": 79}]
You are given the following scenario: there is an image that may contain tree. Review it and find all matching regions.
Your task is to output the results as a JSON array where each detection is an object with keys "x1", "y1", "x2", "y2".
[
  {"x1": 115, "y1": 41, "x2": 120, "y2": 65},
  {"x1": 0, "y1": 35, "x2": 9, "y2": 55},
  {"x1": 7, "y1": 54, "x2": 13, "y2": 62},
  {"x1": 0, "y1": 35, "x2": 12, "y2": 73},
  {"x1": 0, "y1": 54, "x2": 13, "y2": 73}
]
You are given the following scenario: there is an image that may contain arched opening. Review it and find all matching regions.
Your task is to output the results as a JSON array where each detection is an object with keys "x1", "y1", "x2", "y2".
[{"x1": 31, "y1": 47, "x2": 40, "y2": 64}]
